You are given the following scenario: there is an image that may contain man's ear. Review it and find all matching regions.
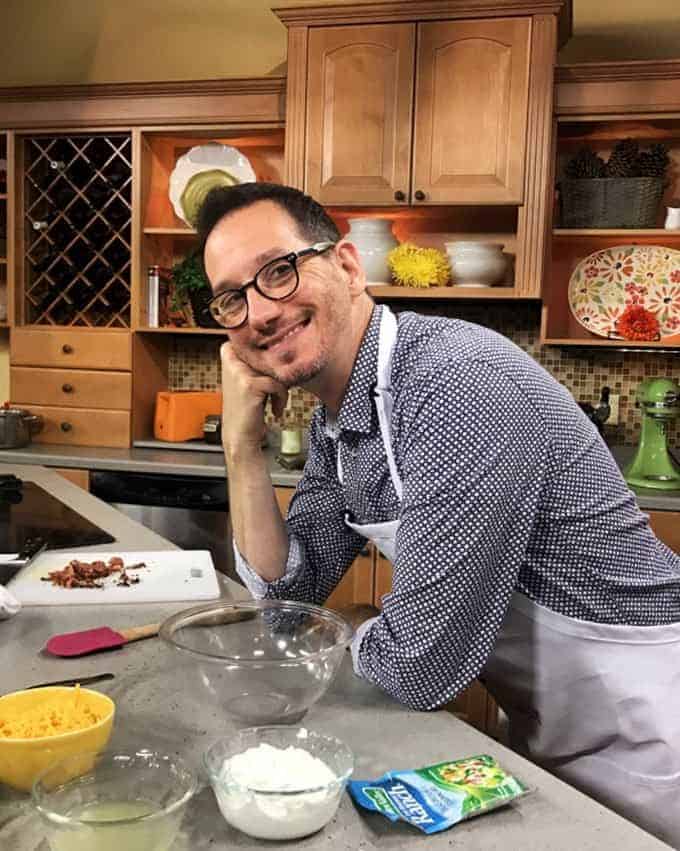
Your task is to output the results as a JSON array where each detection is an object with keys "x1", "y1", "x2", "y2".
[{"x1": 334, "y1": 239, "x2": 367, "y2": 295}]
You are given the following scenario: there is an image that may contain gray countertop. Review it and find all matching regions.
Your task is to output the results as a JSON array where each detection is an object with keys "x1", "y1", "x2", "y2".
[
  {"x1": 0, "y1": 465, "x2": 672, "y2": 850},
  {"x1": 0, "y1": 439, "x2": 679, "y2": 510}
]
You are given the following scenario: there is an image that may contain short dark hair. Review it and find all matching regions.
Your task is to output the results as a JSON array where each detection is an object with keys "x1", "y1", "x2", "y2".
[{"x1": 196, "y1": 182, "x2": 340, "y2": 260}]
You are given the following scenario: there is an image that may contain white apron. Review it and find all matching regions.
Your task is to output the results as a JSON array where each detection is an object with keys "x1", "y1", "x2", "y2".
[{"x1": 339, "y1": 306, "x2": 680, "y2": 848}]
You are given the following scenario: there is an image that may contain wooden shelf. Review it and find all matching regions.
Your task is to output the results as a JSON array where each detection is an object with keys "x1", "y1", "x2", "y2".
[
  {"x1": 543, "y1": 336, "x2": 680, "y2": 348},
  {"x1": 143, "y1": 227, "x2": 195, "y2": 237},
  {"x1": 136, "y1": 325, "x2": 228, "y2": 335},
  {"x1": 0, "y1": 193, "x2": 7, "y2": 200},
  {"x1": 0, "y1": 258, "x2": 7, "y2": 265},
  {"x1": 368, "y1": 284, "x2": 520, "y2": 299},
  {"x1": 554, "y1": 229, "x2": 680, "y2": 237}
]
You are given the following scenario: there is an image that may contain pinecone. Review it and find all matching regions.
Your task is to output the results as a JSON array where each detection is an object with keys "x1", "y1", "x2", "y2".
[
  {"x1": 564, "y1": 148, "x2": 606, "y2": 179},
  {"x1": 605, "y1": 138, "x2": 640, "y2": 177},
  {"x1": 635, "y1": 143, "x2": 670, "y2": 179}
]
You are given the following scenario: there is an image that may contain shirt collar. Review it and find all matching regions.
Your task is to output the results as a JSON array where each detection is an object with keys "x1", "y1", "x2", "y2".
[{"x1": 323, "y1": 304, "x2": 383, "y2": 437}]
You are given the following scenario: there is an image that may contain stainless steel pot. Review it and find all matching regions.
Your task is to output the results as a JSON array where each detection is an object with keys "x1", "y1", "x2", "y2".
[{"x1": 0, "y1": 408, "x2": 43, "y2": 449}]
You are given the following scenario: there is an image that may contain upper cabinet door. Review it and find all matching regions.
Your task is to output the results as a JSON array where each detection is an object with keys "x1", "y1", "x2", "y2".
[
  {"x1": 413, "y1": 19, "x2": 531, "y2": 205},
  {"x1": 305, "y1": 24, "x2": 415, "y2": 206}
]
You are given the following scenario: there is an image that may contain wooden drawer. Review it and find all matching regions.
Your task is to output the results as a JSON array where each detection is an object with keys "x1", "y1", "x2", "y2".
[
  {"x1": 11, "y1": 367, "x2": 132, "y2": 410},
  {"x1": 10, "y1": 328, "x2": 132, "y2": 370},
  {"x1": 27, "y1": 405, "x2": 131, "y2": 448}
]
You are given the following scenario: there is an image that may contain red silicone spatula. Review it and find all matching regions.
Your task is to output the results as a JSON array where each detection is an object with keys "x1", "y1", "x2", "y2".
[{"x1": 45, "y1": 623, "x2": 161, "y2": 657}]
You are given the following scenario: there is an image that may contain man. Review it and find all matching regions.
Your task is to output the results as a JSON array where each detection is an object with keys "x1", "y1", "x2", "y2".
[{"x1": 199, "y1": 182, "x2": 680, "y2": 847}]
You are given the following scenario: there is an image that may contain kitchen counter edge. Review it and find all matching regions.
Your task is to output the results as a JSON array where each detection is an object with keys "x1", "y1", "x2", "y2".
[{"x1": 0, "y1": 442, "x2": 678, "y2": 510}]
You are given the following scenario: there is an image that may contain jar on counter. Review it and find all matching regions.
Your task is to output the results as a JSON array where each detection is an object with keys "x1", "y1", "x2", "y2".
[{"x1": 346, "y1": 218, "x2": 398, "y2": 283}]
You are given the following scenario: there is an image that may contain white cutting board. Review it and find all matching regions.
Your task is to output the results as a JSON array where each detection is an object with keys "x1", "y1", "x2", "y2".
[{"x1": 8, "y1": 550, "x2": 221, "y2": 605}]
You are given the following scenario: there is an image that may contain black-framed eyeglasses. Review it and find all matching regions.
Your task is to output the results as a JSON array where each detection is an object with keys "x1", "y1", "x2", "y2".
[{"x1": 208, "y1": 241, "x2": 336, "y2": 329}]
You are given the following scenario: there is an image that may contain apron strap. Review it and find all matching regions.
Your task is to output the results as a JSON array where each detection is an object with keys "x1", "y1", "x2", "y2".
[{"x1": 336, "y1": 307, "x2": 403, "y2": 500}]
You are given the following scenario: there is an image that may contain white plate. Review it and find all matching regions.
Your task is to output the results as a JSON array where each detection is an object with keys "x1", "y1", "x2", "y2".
[
  {"x1": 8, "y1": 550, "x2": 220, "y2": 605},
  {"x1": 169, "y1": 143, "x2": 256, "y2": 227}
]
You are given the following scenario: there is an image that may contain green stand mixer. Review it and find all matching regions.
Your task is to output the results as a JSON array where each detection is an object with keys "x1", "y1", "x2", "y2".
[{"x1": 625, "y1": 377, "x2": 680, "y2": 491}]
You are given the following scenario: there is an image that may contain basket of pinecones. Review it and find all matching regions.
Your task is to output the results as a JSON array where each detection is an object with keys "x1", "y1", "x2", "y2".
[{"x1": 560, "y1": 139, "x2": 670, "y2": 228}]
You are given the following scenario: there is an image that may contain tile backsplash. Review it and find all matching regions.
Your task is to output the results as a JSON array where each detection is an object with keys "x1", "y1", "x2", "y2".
[{"x1": 169, "y1": 301, "x2": 679, "y2": 446}]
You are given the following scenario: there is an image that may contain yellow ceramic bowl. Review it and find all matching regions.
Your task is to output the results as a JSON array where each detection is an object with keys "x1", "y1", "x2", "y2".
[{"x1": 0, "y1": 687, "x2": 115, "y2": 792}]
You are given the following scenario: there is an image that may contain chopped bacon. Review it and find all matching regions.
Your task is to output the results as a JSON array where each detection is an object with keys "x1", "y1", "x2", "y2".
[{"x1": 41, "y1": 557, "x2": 146, "y2": 589}]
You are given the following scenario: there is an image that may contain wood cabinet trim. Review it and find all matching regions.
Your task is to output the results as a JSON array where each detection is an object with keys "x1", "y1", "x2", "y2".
[
  {"x1": 0, "y1": 78, "x2": 286, "y2": 130},
  {"x1": 556, "y1": 59, "x2": 680, "y2": 85},
  {"x1": 284, "y1": 26, "x2": 309, "y2": 189},
  {"x1": 515, "y1": 14, "x2": 557, "y2": 297},
  {"x1": 274, "y1": 1, "x2": 572, "y2": 46}
]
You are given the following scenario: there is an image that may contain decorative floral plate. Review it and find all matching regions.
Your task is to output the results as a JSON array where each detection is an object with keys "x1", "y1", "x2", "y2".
[
  {"x1": 568, "y1": 245, "x2": 680, "y2": 338},
  {"x1": 169, "y1": 143, "x2": 256, "y2": 227}
]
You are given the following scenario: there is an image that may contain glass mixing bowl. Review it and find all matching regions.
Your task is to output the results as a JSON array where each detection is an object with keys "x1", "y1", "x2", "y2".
[
  {"x1": 159, "y1": 600, "x2": 354, "y2": 725},
  {"x1": 204, "y1": 726, "x2": 354, "y2": 840},
  {"x1": 32, "y1": 750, "x2": 198, "y2": 851}
]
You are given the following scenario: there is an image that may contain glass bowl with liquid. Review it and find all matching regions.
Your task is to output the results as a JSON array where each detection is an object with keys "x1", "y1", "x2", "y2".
[{"x1": 32, "y1": 750, "x2": 198, "y2": 851}]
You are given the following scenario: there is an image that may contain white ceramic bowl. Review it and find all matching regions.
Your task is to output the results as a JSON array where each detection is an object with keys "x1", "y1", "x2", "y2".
[
  {"x1": 204, "y1": 726, "x2": 354, "y2": 840},
  {"x1": 445, "y1": 241, "x2": 508, "y2": 286}
]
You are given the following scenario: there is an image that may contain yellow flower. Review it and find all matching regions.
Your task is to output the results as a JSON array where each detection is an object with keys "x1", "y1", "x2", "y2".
[{"x1": 387, "y1": 243, "x2": 450, "y2": 288}]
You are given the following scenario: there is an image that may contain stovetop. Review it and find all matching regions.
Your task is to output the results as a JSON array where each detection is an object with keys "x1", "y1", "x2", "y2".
[{"x1": 0, "y1": 480, "x2": 115, "y2": 554}]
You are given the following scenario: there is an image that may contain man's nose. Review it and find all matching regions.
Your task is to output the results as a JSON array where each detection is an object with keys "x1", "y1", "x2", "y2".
[{"x1": 246, "y1": 286, "x2": 283, "y2": 328}]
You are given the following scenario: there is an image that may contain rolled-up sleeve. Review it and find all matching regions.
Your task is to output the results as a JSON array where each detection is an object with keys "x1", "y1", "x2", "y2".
[{"x1": 234, "y1": 411, "x2": 367, "y2": 605}]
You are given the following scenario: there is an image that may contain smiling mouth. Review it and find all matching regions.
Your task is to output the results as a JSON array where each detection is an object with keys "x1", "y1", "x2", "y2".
[{"x1": 258, "y1": 317, "x2": 310, "y2": 351}]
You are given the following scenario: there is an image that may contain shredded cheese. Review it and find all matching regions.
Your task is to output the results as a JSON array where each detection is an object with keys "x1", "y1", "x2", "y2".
[{"x1": 0, "y1": 686, "x2": 106, "y2": 739}]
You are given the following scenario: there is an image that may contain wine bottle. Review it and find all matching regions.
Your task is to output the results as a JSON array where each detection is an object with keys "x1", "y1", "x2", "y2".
[
  {"x1": 67, "y1": 199, "x2": 95, "y2": 228},
  {"x1": 31, "y1": 250, "x2": 59, "y2": 275}
]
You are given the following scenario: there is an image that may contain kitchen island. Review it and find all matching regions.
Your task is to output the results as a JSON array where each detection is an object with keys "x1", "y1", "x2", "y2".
[{"x1": 0, "y1": 465, "x2": 673, "y2": 850}]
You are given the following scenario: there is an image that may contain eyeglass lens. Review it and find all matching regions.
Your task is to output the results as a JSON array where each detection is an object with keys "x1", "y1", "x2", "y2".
[{"x1": 210, "y1": 256, "x2": 299, "y2": 327}]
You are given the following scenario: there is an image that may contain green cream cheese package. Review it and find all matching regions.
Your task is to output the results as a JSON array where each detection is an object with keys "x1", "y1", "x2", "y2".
[{"x1": 348, "y1": 754, "x2": 529, "y2": 834}]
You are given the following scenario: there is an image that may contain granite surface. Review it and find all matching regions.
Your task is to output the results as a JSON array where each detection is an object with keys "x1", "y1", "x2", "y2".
[{"x1": 0, "y1": 465, "x2": 672, "y2": 850}]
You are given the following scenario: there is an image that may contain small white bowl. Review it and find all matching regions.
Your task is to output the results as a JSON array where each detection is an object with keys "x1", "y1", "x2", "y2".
[
  {"x1": 445, "y1": 241, "x2": 508, "y2": 286},
  {"x1": 204, "y1": 726, "x2": 354, "y2": 840}
]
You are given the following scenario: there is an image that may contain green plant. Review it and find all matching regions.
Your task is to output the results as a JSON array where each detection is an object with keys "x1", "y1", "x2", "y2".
[{"x1": 170, "y1": 252, "x2": 211, "y2": 311}]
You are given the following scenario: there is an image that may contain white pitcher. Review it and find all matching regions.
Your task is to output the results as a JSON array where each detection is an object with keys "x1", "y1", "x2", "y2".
[
  {"x1": 664, "y1": 204, "x2": 680, "y2": 230},
  {"x1": 346, "y1": 218, "x2": 398, "y2": 283}
]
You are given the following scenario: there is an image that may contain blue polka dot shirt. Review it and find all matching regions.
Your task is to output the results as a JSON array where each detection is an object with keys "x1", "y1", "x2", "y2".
[{"x1": 235, "y1": 305, "x2": 680, "y2": 710}]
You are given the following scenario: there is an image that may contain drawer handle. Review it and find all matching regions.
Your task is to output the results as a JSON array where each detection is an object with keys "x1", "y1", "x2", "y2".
[
  {"x1": 414, "y1": 190, "x2": 426, "y2": 201},
  {"x1": 60, "y1": 421, "x2": 73, "y2": 433},
  {"x1": 393, "y1": 190, "x2": 406, "y2": 202},
  {"x1": 62, "y1": 344, "x2": 74, "y2": 354},
  {"x1": 61, "y1": 383, "x2": 74, "y2": 393}
]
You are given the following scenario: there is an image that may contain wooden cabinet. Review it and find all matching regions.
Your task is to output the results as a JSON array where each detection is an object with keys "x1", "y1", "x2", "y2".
[
  {"x1": 648, "y1": 510, "x2": 680, "y2": 553},
  {"x1": 413, "y1": 18, "x2": 530, "y2": 206},
  {"x1": 542, "y1": 61, "x2": 680, "y2": 349},
  {"x1": 9, "y1": 327, "x2": 133, "y2": 448},
  {"x1": 303, "y1": 17, "x2": 530, "y2": 207},
  {"x1": 53, "y1": 467, "x2": 90, "y2": 491},
  {"x1": 278, "y1": 0, "x2": 570, "y2": 299},
  {"x1": 306, "y1": 24, "x2": 415, "y2": 206}
]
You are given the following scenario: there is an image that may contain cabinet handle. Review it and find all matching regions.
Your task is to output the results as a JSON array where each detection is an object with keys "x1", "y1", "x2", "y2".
[
  {"x1": 62, "y1": 344, "x2": 74, "y2": 354},
  {"x1": 393, "y1": 190, "x2": 406, "y2": 202},
  {"x1": 61, "y1": 383, "x2": 74, "y2": 393},
  {"x1": 60, "y1": 422, "x2": 72, "y2": 432},
  {"x1": 414, "y1": 190, "x2": 426, "y2": 201}
]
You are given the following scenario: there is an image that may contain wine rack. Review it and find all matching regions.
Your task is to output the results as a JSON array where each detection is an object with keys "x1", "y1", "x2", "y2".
[{"x1": 23, "y1": 133, "x2": 132, "y2": 327}]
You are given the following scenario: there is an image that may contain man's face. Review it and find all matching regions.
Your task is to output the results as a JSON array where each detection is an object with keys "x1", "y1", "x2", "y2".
[{"x1": 204, "y1": 201, "x2": 352, "y2": 388}]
